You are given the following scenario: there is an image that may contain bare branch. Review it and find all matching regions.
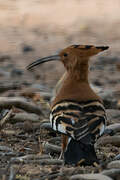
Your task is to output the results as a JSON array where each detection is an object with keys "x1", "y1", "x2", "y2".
[
  {"x1": 0, "y1": 97, "x2": 43, "y2": 115},
  {"x1": 0, "y1": 109, "x2": 13, "y2": 130},
  {"x1": 105, "y1": 123, "x2": 120, "y2": 134},
  {"x1": 97, "y1": 136, "x2": 120, "y2": 147},
  {"x1": 40, "y1": 122, "x2": 54, "y2": 132},
  {"x1": 43, "y1": 142, "x2": 61, "y2": 153},
  {"x1": 102, "y1": 168, "x2": 120, "y2": 179},
  {"x1": 11, "y1": 112, "x2": 40, "y2": 123}
]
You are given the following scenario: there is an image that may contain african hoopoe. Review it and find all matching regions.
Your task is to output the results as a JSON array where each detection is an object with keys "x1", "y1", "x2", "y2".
[{"x1": 27, "y1": 45, "x2": 109, "y2": 166}]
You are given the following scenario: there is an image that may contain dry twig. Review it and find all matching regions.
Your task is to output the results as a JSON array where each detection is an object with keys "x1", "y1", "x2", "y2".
[
  {"x1": 97, "y1": 136, "x2": 120, "y2": 147},
  {"x1": 10, "y1": 112, "x2": 40, "y2": 123},
  {"x1": 40, "y1": 122, "x2": 53, "y2": 131},
  {"x1": 43, "y1": 142, "x2": 61, "y2": 153},
  {"x1": 105, "y1": 123, "x2": 120, "y2": 134},
  {"x1": 8, "y1": 166, "x2": 17, "y2": 180},
  {"x1": 0, "y1": 97, "x2": 43, "y2": 115},
  {"x1": 101, "y1": 168, "x2": 120, "y2": 179},
  {"x1": 70, "y1": 173, "x2": 112, "y2": 180},
  {"x1": 0, "y1": 109, "x2": 13, "y2": 130}
]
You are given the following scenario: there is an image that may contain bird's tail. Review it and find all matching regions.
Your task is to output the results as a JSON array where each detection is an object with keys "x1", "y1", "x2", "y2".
[{"x1": 64, "y1": 138, "x2": 98, "y2": 166}]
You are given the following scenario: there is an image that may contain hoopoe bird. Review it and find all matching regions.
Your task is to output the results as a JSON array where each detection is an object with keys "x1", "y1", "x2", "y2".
[{"x1": 27, "y1": 45, "x2": 109, "y2": 166}]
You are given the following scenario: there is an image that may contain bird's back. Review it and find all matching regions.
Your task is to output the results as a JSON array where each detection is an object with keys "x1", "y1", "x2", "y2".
[
  {"x1": 52, "y1": 74, "x2": 102, "y2": 106},
  {"x1": 50, "y1": 76, "x2": 106, "y2": 144}
]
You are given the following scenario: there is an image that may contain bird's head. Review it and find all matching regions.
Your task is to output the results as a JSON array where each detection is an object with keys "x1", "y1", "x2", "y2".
[{"x1": 27, "y1": 45, "x2": 109, "y2": 72}]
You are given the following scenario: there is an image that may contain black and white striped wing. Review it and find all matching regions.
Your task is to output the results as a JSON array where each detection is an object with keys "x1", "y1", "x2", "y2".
[{"x1": 50, "y1": 100, "x2": 106, "y2": 144}]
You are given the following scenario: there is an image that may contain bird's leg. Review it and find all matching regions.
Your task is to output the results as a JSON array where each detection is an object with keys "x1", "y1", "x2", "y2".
[{"x1": 58, "y1": 134, "x2": 68, "y2": 160}]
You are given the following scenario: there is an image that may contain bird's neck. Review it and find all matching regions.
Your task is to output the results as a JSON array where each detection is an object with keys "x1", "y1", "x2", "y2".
[
  {"x1": 51, "y1": 61, "x2": 102, "y2": 107},
  {"x1": 68, "y1": 62, "x2": 89, "y2": 83}
]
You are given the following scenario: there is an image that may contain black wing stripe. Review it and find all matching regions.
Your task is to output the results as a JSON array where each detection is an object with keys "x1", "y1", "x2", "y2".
[
  {"x1": 74, "y1": 127, "x2": 89, "y2": 138},
  {"x1": 56, "y1": 116, "x2": 73, "y2": 126},
  {"x1": 83, "y1": 101, "x2": 104, "y2": 107},
  {"x1": 83, "y1": 105, "x2": 105, "y2": 113},
  {"x1": 52, "y1": 101, "x2": 82, "y2": 112},
  {"x1": 76, "y1": 130, "x2": 90, "y2": 141},
  {"x1": 52, "y1": 104, "x2": 82, "y2": 114}
]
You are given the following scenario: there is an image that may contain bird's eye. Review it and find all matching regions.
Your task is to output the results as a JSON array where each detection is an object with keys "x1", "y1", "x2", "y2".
[{"x1": 63, "y1": 53, "x2": 68, "y2": 57}]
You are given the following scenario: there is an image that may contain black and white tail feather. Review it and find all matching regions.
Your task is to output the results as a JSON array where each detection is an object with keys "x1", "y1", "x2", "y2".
[{"x1": 50, "y1": 99, "x2": 106, "y2": 165}]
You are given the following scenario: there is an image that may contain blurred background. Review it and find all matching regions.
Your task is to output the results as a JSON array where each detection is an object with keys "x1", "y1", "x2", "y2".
[
  {"x1": 0, "y1": 0, "x2": 120, "y2": 92},
  {"x1": 1, "y1": 1, "x2": 120, "y2": 178}
]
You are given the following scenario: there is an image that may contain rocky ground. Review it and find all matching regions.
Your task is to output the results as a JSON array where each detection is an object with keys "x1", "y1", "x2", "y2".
[{"x1": 0, "y1": 0, "x2": 120, "y2": 180}]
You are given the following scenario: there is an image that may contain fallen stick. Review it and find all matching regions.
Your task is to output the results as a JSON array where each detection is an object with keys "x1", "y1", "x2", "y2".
[
  {"x1": 25, "y1": 154, "x2": 50, "y2": 160},
  {"x1": 40, "y1": 172, "x2": 61, "y2": 180},
  {"x1": 97, "y1": 136, "x2": 120, "y2": 147},
  {"x1": 70, "y1": 173, "x2": 112, "y2": 180},
  {"x1": 0, "y1": 145, "x2": 13, "y2": 152},
  {"x1": 70, "y1": 174, "x2": 112, "y2": 180},
  {"x1": 8, "y1": 166, "x2": 16, "y2": 180},
  {"x1": 0, "y1": 152, "x2": 16, "y2": 157},
  {"x1": 0, "y1": 109, "x2": 13, "y2": 130},
  {"x1": 0, "y1": 82, "x2": 21, "y2": 93},
  {"x1": 7, "y1": 156, "x2": 63, "y2": 166},
  {"x1": 113, "y1": 154, "x2": 120, "y2": 160},
  {"x1": 23, "y1": 159, "x2": 63, "y2": 165},
  {"x1": 105, "y1": 123, "x2": 120, "y2": 134},
  {"x1": 10, "y1": 112, "x2": 40, "y2": 123},
  {"x1": 107, "y1": 160, "x2": 120, "y2": 169},
  {"x1": 11, "y1": 154, "x2": 51, "y2": 161},
  {"x1": 5, "y1": 154, "x2": 51, "y2": 177},
  {"x1": 101, "y1": 168, "x2": 120, "y2": 179},
  {"x1": 0, "y1": 97, "x2": 43, "y2": 115},
  {"x1": 48, "y1": 137, "x2": 61, "y2": 143},
  {"x1": 40, "y1": 122, "x2": 53, "y2": 131},
  {"x1": 43, "y1": 142, "x2": 61, "y2": 153}
]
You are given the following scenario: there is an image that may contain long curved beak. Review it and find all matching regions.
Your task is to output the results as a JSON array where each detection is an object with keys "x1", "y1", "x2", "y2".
[{"x1": 26, "y1": 55, "x2": 60, "y2": 70}]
